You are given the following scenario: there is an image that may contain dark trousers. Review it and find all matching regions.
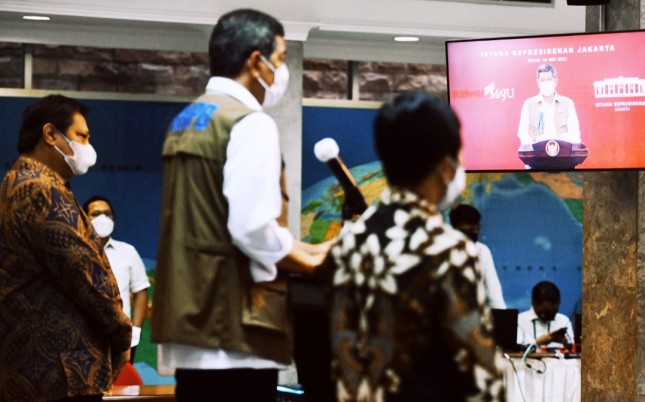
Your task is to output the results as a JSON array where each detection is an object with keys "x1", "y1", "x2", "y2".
[
  {"x1": 51, "y1": 395, "x2": 102, "y2": 402},
  {"x1": 293, "y1": 307, "x2": 334, "y2": 402},
  {"x1": 175, "y1": 368, "x2": 278, "y2": 402}
]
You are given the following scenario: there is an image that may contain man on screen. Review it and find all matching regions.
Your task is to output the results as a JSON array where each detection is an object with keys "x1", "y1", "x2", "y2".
[{"x1": 517, "y1": 63, "x2": 581, "y2": 146}]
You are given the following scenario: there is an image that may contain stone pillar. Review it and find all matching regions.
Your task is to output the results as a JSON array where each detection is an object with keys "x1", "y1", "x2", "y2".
[
  {"x1": 583, "y1": 171, "x2": 639, "y2": 401},
  {"x1": 582, "y1": 1, "x2": 645, "y2": 401},
  {"x1": 269, "y1": 40, "x2": 304, "y2": 238}
]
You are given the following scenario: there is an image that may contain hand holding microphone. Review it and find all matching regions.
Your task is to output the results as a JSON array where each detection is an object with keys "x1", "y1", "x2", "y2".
[{"x1": 314, "y1": 138, "x2": 368, "y2": 220}]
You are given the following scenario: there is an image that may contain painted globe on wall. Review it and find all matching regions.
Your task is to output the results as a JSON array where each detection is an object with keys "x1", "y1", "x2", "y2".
[{"x1": 301, "y1": 165, "x2": 583, "y2": 318}]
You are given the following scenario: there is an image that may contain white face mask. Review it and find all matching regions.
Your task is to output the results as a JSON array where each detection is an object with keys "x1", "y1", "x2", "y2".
[
  {"x1": 438, "y1": 163, "x2": 466, "y2": 210},
  {"x1": 257, "y1": 55, "x2": 290, "y2": 108},
  {"x1": 91, "y1": 214, "x2": 114, "y2": 238},
  {"x1": 538, "y1": 80, "x2": 556, "y2": 97},
  {"x1": 54, "y1": 131, "x2": 97, "y2": 176}
]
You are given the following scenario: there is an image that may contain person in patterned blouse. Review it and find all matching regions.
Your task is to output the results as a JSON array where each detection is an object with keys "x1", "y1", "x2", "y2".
[
  {"x1": 327, "y1": 92, "x2": 505, "y2": 401},
  {"x1": 0, "y1": 95, "x2": 132, "y2": 402}
]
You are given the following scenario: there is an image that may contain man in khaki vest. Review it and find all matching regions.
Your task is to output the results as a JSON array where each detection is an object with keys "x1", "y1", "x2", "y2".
[
  {"x1": 151, "y1": 8, "x2": 331, "y2": 402},
  {"x1": 517, "y1": 63, "x2": 581, "y2": 146}
]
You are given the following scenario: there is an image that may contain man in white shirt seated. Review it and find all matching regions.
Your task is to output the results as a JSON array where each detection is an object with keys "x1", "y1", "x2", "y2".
[
  {"x1": 449, "y1": 204, "x2": 507, "y2": 309},
  {"x1": 84, "y1": 196, "x2": 151, "y2": 361},
  {"x1": 517, "y1": 281, "x2": 574, "y2": 348}
]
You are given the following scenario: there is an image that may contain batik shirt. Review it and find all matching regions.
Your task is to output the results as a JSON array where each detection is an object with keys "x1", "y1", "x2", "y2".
[
  {"x1": 0, "y1": 157, "x2": 131, "y2": 402},
  {"x1": 329, "y1": 187, "x2": 505, "y2": 401}
]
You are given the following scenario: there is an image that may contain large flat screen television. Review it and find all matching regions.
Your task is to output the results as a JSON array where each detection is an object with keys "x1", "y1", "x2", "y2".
[{"x1": 446, "y1": 30, "x2": 645, "y2": 171}]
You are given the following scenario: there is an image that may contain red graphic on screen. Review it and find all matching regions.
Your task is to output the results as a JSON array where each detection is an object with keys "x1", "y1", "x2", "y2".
[{"x1": 447, "y1": 30, "x2": 645, "y2": 171}]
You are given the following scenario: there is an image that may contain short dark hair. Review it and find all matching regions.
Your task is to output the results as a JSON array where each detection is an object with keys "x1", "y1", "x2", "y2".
[
  {"x1": 82, "y1": 195, "x2": 115, "y2": 219},
  {"x1": 532, "y1": 281, "x2": 561, "y2": 304},
  {"x1": 18, "y1": 94, "x2": 88, "y2": 154},
  {"x1": 449, "y1": 204, "x2": 481, "y2": 226},
  {"x1": 208, "y1": 9, "x2": 284, "y2": 78},
  {"x1": 537, "y1": 63, "x2": 558, "y2": 79},
  {"x1": 373, "y1": 91, "x2": 461, "y2": 187}
]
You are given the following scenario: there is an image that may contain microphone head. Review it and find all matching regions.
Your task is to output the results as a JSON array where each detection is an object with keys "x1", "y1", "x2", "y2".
[{"x1": 314, "y1": 138, "x2": 339, "y2": 162}]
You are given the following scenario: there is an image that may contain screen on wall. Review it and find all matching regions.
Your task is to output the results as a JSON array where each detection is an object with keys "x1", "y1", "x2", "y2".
[{"x1": 446, "y1": 30, "x2": 645, "y2": 171}]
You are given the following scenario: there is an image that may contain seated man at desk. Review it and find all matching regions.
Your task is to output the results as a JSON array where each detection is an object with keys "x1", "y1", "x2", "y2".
[{"x1": 517, "y1": 281, "x2": 574, "y2": 347}]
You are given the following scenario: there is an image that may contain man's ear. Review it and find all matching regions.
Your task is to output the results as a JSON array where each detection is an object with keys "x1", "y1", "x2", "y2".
[
  {"x1": 42, "y1": 123, "x2": 58, "y2": 146},
  {"x1": 247, "y1": 50, "x2": 263, "y2": 79},
  {"x1": 438, "y1": 155, "x2": 455, "y2": 185}
]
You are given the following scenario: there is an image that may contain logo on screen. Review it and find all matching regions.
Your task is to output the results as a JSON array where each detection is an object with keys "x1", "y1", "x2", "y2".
[
  {"x1": 593, "y1": 76, "x2": 645, "y2": 99},
  {"x1": 545, "y1": 141, "x2": 560, "y2": 157},
  {"x1": 484, "y1": 82, "x2": 515, "y2": 101}
]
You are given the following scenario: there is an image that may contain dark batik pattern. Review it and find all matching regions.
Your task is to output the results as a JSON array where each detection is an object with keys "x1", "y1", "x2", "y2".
[
  {"x1": 330, "y1": 187, "x2": 505, "y2": 402},
  {"x1": 0, "y1": 157, "x2": 131, "y2": 402}
]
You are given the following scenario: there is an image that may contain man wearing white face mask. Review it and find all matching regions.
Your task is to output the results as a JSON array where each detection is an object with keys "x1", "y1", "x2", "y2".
[
  {"x1": 83, "y1": 196, "x2": 150, "y2": 361},
  {"x1": 0, "y1": 95, "x2": 131, "y2": 402},
  {"x1": 517, "y1": 63, "x2": 581, "y2": 146},
  {"x1": 151, "y1": 9, "x2": 332, "y2": 402},
  {"x1": 327, "y1": 92, "x2": 504, "y2": 402}
]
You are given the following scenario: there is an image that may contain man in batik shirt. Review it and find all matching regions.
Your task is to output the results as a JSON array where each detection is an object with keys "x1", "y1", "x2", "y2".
[
  {"x1": 0, "y1": 95, "x2": 131, "y2": 402},
  {"x1": 328, "y1": 92, "x2": 505, "y2": 401}
]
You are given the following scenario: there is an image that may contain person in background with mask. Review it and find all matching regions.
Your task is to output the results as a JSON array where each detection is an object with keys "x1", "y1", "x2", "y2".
[
  {"x1": 151, "y1": 9, "x2": 332, "y2": 402},
  {"x1": 517, "y1": 281, "x2": 574, "y2": 348},
  {"x1": 0, "y1": 94, "x2": 131, "y2": 402},
  {"x1": 450, "y1": 204, "x2": 506, "y2": 309},
  {"x1": 83, "y1": 196, "x2": 150, "y2": 362},
  {"x1": 327, "y1": 92, "x2": 504, "y2": 401},
  {"x1": 517, "y1": 63, "x2": 581, "y2": 147}
]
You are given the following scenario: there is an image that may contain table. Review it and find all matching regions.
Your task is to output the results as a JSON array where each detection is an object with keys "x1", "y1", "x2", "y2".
[
  {"x1": 104, "y1": 385, "x2": 175, "y2": 401},
  {"x1": 503, "y1": 355, "x2": 581, "y2": 402}
]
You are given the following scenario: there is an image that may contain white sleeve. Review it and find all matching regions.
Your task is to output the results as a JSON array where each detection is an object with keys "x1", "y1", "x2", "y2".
[
  {"x1": 517, "y1": 313, "x2": 530, "y2": 345},
  {"x1": 478, "y1": 243, "x2": 506, "y2": 309},
  {"x1": 559, "y1": 314, "x2": 575, "y2": 344},
  {"x1": 223, "y1": 112, "x2": 294, "y2": 283},
  {"x1": 517, "y1": 99, "x2": 533, "y2": 145},
  {"x1": 564, "y1": 98, "x2": 581, "y2": 143},
  {"x1": 128, "y1": 245, "x2": 150, "y2": 293}
]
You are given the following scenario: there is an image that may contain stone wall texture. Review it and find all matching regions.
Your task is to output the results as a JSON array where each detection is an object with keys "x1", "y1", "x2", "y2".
[
  {"x1": 0, "y1": 43, "x2": 23, "y2": 88},
  {"x1": 31, "y1": 45, "x2": 210, "y2": 96},
  {"x1": 359, "y1": 61, "x2": 447, "y2": 101},
  {"x1": 303, "y1": 59, "x2": 349, "y2": 99},
  {"x1": 2, "y1": 43, "x2": 447, "y2": 101}
]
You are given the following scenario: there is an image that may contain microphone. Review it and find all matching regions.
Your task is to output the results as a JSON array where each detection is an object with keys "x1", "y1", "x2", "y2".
[{"x1": 314, "y1": 138, "x2": 368, "y2": 220}]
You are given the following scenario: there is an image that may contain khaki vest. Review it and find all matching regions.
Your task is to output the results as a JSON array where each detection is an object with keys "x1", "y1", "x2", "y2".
[
  {"x1": 151, "y1": 94, "x2": 292, "y2": 364},
  {"x1": 527, "y1": 95, "x2": 571, "y2": 141}
]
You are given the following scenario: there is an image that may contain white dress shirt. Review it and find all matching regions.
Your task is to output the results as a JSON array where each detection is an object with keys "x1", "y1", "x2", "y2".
[
  {"x1": 517, "y1": 307, "x2": 574, "y2": 347},
  {"x1": 104, "y1": 238, "x2": 150, "y2": 319},
  {"x1": 476, "y1": 242, "x2": 506, "y2": 309},
  {"x1": 158, "y1": 77, "x2": 294, "y2": 374}
]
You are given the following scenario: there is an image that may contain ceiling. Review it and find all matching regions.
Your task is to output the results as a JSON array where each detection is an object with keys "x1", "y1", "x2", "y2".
[{"x1": 0, "y1": 0, "x2": 587, "y2": 64}]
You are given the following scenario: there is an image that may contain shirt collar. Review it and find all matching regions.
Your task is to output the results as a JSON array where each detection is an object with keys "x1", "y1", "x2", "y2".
[
  {"x1": 16, "y1": 156, "x2": 68, "y2": 188},
  {"x1": 380, "y1": 186, "x2": 440, "y2": 218},
  {"x1": 205, "y1": 77, "x2": 262, "y2": 112},
  {"x1": 537, "y1": 92, "x2": 562, "y2": 104},
  {"x1": 527, "y1": 307, "x2": 555, "y2": 323},
  {"x1": 527, "y1": 307, "x2": 539, "y2": 321},
  {"x1": 105, "y1": 237, "x2": 116, "y2": 249}
]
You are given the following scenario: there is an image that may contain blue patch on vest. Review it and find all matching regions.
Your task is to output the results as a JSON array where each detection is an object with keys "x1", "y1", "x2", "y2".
[{"x1": 170, "y1": 102, "x2": 218, "y2": 132}]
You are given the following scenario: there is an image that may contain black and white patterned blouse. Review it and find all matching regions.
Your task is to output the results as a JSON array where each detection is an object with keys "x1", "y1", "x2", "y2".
[{"x1": 329, "y1": 186, "x2": 505, "y2": 402}]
